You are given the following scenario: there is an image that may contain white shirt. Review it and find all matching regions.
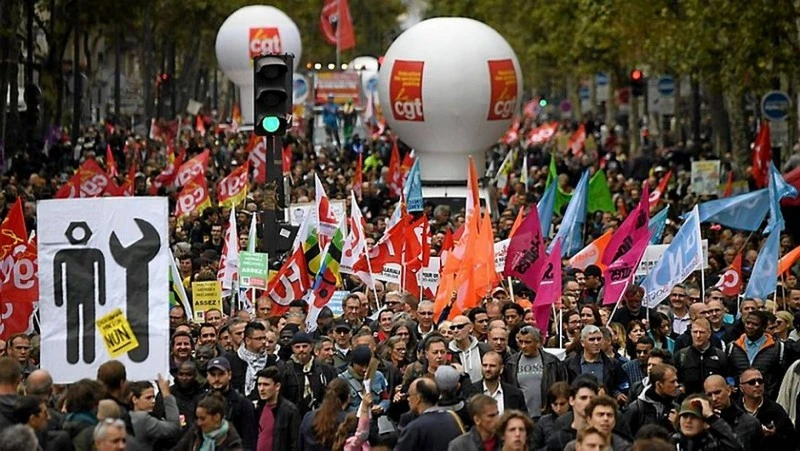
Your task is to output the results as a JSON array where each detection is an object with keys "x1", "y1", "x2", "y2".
[
  {"x1": 483, "y1": 381, "x2": 505, "y2": 414},
  {"x1": 672, "y1": 311, "x2": 691, "y2": 335}
]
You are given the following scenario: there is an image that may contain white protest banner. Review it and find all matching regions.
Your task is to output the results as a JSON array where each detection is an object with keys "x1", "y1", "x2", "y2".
[
  {"x1": 494, "y1": 239, "x2": 510, "y2": 272},
  {"x1": 635, "y1": 239, "x2": 709, "y2": 276},
  {"x1": 691, "y1": 161, "x2": 721, "y2": 196},
  {"x1": 419, "y1": 257, "x2": 441, "y2": 295},
  {"x1": 38, "y1": 198, "x2": 169, "y2": 383},
  {"x1": 288, "y1": 201, "x2": 346, "y2": 228},
  {"x1": 373, "y1": 263, "x2": 402, "y2": 285}
]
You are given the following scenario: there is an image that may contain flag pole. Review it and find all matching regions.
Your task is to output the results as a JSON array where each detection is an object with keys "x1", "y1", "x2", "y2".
[
  {"x1": 558, "y1": 308, "x2": 563, "y2": 348},
  {"x1": 362, "y1": 242, "x2": 381, "y2": 310},
  {"x1": 507, "y1": 276, "x2": 515, "y2": 300},
  {"x1": 335, "y1": 0, "x2": 341, "y2": 68}
]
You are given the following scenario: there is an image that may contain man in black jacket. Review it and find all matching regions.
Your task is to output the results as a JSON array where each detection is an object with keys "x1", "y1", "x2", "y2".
[
  {"x1": 205, "y1": 356, "x2": 258, "y2": 451},
  {"x1": 395, "y1": 378, "x2": 464, "y2": 450},
  {"x1": 704, "y1": 374, "x2": 762, "y2": 451},
  {"x1": 280, "y1": 332, "x2": 337, "y2": 417},
  {"x1": 727, "y1": 310, "x2": 786, "y2": 399},
  {"x1": 674, "y1": 318, "x2": 728, "y2": 395},
  {"x1": 255, "y1": 366, "x2": 300, "y2": 451},
  {"x1": 168, "y1": 360, "x2": 204, "y2": 430},
  {"x1": 623, "y1": 363, "x2": 679, "y2": 434},
  {"x1": 224, "y1": 321, "x2": 278, "y2": 398},
  {"x1": 465, "y1": 352, "x2": 526, "y2": 415},
  {"x1": 564, "y1": 325, "x2": 628, "y2": 404},
  {"x1": 737, "y1": 368, "x2": 795, "y2": 448},
  {"x1": 503, "y1": 326, "x2": 566, "y2": 418}
]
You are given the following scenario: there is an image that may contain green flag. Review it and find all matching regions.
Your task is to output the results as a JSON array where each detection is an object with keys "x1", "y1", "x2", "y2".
[
  {"x1": 546, "y1": 154, "x2": 574, "y2": 214},
  {"x1": 587, "y1": 170, "x2": 616, "y2": 213}
]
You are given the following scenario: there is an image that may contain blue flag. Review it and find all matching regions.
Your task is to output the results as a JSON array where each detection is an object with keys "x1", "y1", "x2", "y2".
[
  {"x1": 642, "y1": 206, "x2": 704, "y2": 308},
  {"x1": 743, "y1": 227, "x2": 780, "y2": 299},
  {"x1": 537, "y1": 182, "x2": 555, "y2": 238},
  {"x1": 692, "y1": 189, "x2": 769, "y2": 232},
  {"x1": 648, "y1": 206, "x2": 669, "y2": 245},
  {"x1": 766, "y1": 163, "x2": 797, "y2": 234},
  {"x1": 403, "y1": 158, "x2": 423, "y2": 212},
  {"x1": 549, "y1": 170, "x2": 589, "y2": 257}
]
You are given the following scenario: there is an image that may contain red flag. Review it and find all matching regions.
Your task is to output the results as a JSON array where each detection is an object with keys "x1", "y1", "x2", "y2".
[
  {"x1": 268, "y1": 246, "x2": 311, "y2": 316},
  {"x1": 502, "y1": 118, "x2": 521, "y2": 145},
  {"x1": 567, "y1": 124, "x2": 586, "y2": 156},
  {"x1": 527, "y1": 122, "x2": 558, "y2": 145},
  {"x1": 217, "y1": 163, "x2": 250, "y2": 208},
  {"x1": 106, "y1": 145, "x2": 118, "y2": 178},
  {"x1": 715, "y1": 253, "x2": 742, "y2": 297},
  {"x1": 175, "y1": 149, "x2": 210, "y2": 187},
  {"x1": 54, "y1": 159, "x2": 113, "y2": 199},
  {"x1": 387, "y1": 140, "x2": 403, "y2": 197},
  {"x1": 195, "y1": 115, "x2": 206, "y2": 137},
  {"x1": 723, "y1": 170, "x2": 734, "y2": 197},
  {"x1": 753, "y1": 122, "x2": 771, "y2": 188},
  {"x1": 353, "y1": 154, "x2": 363, "y2": 200},
  {"x1": 649, "y1": 170, "x2": 672, "y2": 210},
  {"x1": 0, "y1": 199, "x2": 27, "y2": 263},
  {"x1": 400, "y1": 151, "x2": 415, "y2": 178},
  {"x1": 320, "y1": 0, "x2": 355, "y2": 51},
  {"x1": 150, "y1": 150, "x2": 185, "y2": 195},
  {"x1": 247, "y1": 136, "x2": 267, "y2": 184},
  {"x1": 175, "y1": 173, "x2": 211, "y2": 220},
  {"x1": 353, "y1": 219, "x2": 404, "y2": 274},
  {"x1": 282, "y1": 144, "x2": 292, "y2": 175},
  {"x1": 0, "y1": 200, "x2": 37, "y2": 306}
]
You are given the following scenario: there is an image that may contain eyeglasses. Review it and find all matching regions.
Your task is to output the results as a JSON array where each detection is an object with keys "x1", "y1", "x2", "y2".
[
  {"x1": 741, "y1": 378, "x2": 764, "y2": 386},
  {"x1": 418, "y1": 312, "x2": 434, "y2": 317},
  {"x1": 451, "y1": 323, "x2": 469, "y2": 330},
  {"x1": 635, "y1": 349, "x2": 651, "y2": 355}
]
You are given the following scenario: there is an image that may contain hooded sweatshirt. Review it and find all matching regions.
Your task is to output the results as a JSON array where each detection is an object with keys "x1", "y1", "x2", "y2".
[{"x1": 449, "y1": 336, "x2": 482, "y2": 383}]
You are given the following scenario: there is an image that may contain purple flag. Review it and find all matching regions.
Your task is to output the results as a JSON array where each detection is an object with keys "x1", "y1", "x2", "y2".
[
  {"x1": 504, "y1": 206, "x2": 545, "y2": 289},
  {"x1": 602, "y1": 232, "x2": 650, "y2": 306}
]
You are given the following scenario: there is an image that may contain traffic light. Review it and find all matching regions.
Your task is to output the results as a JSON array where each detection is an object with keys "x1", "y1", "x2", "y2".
[
  {"x1": 630, "y1": 69, "x2": 644, "y2": 97},
  {"x1": 253, "y1": 54, "x2": 293, "y2": 136},
  {"x1": 539, "y1": 98, "x2": 548, "y2": 107}
]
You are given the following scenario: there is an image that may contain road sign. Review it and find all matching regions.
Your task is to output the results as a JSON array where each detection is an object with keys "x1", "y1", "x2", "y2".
[
  {"x1": 657, "y1": 76, "x2": 676, "y2": 96},
  {"x1": 579, "y1": 85, "x2": 592, "y2": 113},
  {"x1": 579, "y1": 86, "x2": 590, "y2": 100},
  {"x1": 761, "y1": 91, "x2": 791, "y2": 121},
  {"x1": 595, "y1": 72, "x2": 609, "y2": 103}
]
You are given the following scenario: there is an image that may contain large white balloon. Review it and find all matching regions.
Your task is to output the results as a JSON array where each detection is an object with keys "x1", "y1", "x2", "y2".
[
  {"x1": 378, "y1": 18, "x2": 522, "y2": 181},
  {"x1": 215, "y1": 5, "x2": 302, "y2": 125}
]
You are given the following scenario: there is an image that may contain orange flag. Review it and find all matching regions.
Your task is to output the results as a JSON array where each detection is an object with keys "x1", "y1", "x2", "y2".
[
  {"x1": 509, "y1": 208, "x2": 525, "y2": 238},
  {"x1": 778, "y1": 245, "x2": 800, "y2": 276},
  {"x1": 568, "y1": 230, "x2": 613, "y2": 271},
  {"x1": 723, "y1": 171, "x2": 734, "y2": 198}
]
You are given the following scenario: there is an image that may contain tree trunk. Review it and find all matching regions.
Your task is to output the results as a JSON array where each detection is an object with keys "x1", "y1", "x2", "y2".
[
  {"x1": 707, "y1": 72, "x2": 731, "y2": 157},
  {"x1": 723, "y1": 81, "x2": 748, "y2": 167}
]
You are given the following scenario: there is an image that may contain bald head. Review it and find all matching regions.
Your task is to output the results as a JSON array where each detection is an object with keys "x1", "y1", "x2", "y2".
[
  {"x1": 24, "y1": 370, "x2": 53, "y2": 399},
  {"x1": 97, "y1": 399, "x2": 121, "y2": 421},
  {"x1": 704, "y1": 374, "x2": 731, "y2": 410},
  {"x1": 689, "y1": 302, "x2": 708, "y2": 321}
]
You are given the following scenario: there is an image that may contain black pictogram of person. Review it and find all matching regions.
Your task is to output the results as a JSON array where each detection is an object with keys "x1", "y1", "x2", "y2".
[{"x1": 54, "y1": 222, "x2": 105, "y2": 364}]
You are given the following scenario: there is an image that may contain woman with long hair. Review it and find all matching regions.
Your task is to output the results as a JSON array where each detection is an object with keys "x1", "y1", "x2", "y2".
[
  {"x1": 390, "y1": 321, "x2": 418, "y2": 363},
  {"x1": 580, "y1": 304, "x2": 603, "y2": 327},
  {"x1": 531, "y1": 381, "x2": 570, "y2": 449},
  {"x1": 298, "y1": 378, "x2": 350, "y2": 451},
  {"x1": 333, "y1": 391, "x2": 372, "y2": 451},
  {"x1": 173, "y1": 393, "x2": 243, "y2": 450},
  {"x1": 648, "y1": 312, "x2": 675, "y2": 354},
  {"x1": 608, "y1": 322, "x2": 629, "y2": 360},
  {"x1": 379, "y1": 336, "x2": 408, "y2": 376},
  {"x1": 129, "y1": 376, "x2": 181, "y2": 450}
]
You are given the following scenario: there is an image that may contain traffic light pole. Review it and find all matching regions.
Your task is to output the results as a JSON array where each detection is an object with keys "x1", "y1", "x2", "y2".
[{"x1": 262, "y1": 134, "x2": 286, "y2": 257}]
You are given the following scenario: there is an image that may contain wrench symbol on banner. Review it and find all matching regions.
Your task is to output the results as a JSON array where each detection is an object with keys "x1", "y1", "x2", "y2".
[{"x1": 109, "y1": 218, "x2": 160, "y2": 362}]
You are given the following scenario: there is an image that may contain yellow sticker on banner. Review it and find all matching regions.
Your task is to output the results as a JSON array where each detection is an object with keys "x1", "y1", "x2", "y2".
[
  {"x1": 192, "y1": 281, "x2": 223, "y2": 322},
  {"x1": 96, "y1": 308, "x2": 140, "y2": 358}
]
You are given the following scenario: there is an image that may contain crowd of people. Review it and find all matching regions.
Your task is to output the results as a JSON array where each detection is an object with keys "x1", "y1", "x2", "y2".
[{"x1": 0, "y1": 103, "x2": 798, "y2": 451}]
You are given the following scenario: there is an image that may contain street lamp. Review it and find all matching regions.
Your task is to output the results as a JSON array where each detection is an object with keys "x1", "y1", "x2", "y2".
[
  {"x1": 314, "y1": 63, "x2": 322, "y2": 70},
  {"x1": 327, "y1": 63, "x2": 335, "y2": 70}
]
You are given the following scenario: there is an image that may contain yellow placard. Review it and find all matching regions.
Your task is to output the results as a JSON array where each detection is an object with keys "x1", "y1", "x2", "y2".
[
  {"x1": 96, "y1": 308, "x2": 140, "y2": 358},
  {"x1": 192, "y1": 281, "x2": 223, "y2": 322}
]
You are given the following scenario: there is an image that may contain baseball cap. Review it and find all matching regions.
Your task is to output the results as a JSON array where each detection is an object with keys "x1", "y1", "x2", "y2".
[
  {"x1": 207, "y1": 357, "x2": 231, "y2": 372},
  {"x1": 334, "y1": 318, "x2": 351, "y2": 332},
  {"x1": 351, "y1": 345, "x2": 372, "y2": 366},
  {"x1": 678, "y1": 399, "x2": 703, "y2": 419},
  {"x1": 435, "y1": 365, "x2": 460, "y2": 392},
  {"x1": 492, "y1": 287, "x2": 508, "y2": 297}
]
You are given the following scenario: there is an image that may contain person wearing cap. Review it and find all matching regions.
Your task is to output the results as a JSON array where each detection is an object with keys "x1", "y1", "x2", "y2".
[
  {"x1": 670, "y1": 394, "x2": 742, "y2": 450},
  {"x1": 435, "y1": 364, "x2": 473, "y2": 428},
  {"x1": 330, "y1": 318, "x2": 353, "y2": 369},
  {"x1": 280, "y1": 332, "x2": 337, "y2": 417},
  {"x1": 337, "y1": 345, "x2": 390, "y2": 414},
  {"x1": 203, "y1": 356, "x2": 258, "y2": 450},
  {"x1": 491, "y1": 287, "x2": 510, "y2": 304}
]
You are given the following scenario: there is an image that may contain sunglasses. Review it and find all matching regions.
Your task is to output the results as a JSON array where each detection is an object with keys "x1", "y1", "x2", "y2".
[
  {"x1": 741, "y1": 378, "x2": 764, "y2": 386},
  {"x1": 451, "y1": 323, "x2": 469, "y2": 330}
]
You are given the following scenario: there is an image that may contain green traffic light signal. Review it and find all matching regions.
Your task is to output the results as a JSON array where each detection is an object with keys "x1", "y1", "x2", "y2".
[
  {"x1": 539, "y1": 99, "x2": 548, "y2": 107},
  {"x1": 261, "y1": 116, "x2": 280, "y2": 133}
]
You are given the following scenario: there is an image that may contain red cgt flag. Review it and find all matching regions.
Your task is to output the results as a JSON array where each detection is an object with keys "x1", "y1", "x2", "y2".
[
  {"x1": 715, "y1": 253, "x2": 742, "y2": 297},
  {"x1": 753, "y1": 121, "x2": 771, "y2": 188},
  {"x1": 320, "y1": 0, "x2": 355, "y2": 51}
]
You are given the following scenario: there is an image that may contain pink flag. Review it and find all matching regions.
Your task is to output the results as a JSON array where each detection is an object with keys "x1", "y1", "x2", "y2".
[
  {"x1": 534, "y1": 238, "x2": 562, "y2": 307},
  {"x1": 503, "y1": 206, "x2": 545, "y2": 289},
  {"x1": 602, "y1": 233, "x2": 649, "y2": 305},
  {"x1": 533, "y1": 304, "x2": 552, "y2": 341},
  {"x1": 602, "y1": 184, "x2": 650, "y2": 266}
]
